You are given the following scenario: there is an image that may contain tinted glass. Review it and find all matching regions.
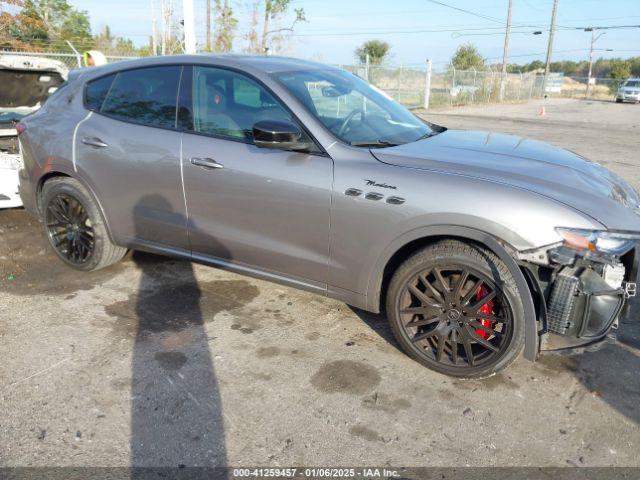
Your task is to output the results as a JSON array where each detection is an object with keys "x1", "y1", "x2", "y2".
[
  {"x1": 85, "y1": 74, "x2": 115, "y2": 111},
  {"x1": 177, "y1": 66, "x2": 194, "y2": 131},
  {"x1": 101, "y1": 66, "x2": 181, "y2": 129},
  {"x1": 275, "y1": 69, "x2": 431, "y2": 146},
  {"x1": 192, "y1": 66, "x2": 293, "y2": 141}
]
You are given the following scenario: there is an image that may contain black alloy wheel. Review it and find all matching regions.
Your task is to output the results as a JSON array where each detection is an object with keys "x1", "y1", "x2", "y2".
[
  {"x1": 397, "y1": 265, "x2": 513, "y2": 368},
  {"x1": 45, "y1": 193, "x2": 95, "y2": 265},
  {"x1": 386, "y1": 241, "x2": 525, "y2": 378}
]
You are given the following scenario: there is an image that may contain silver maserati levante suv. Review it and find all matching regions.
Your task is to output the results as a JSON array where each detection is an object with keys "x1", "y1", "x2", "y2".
[{"x1": 16, "y1": 55, "x2": 640, "y2": 378}]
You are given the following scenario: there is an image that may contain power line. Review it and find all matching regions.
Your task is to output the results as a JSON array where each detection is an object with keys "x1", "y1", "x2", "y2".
[
  {"x1": 485, "y1": 48, "x2": 640, "y2": 62},
  {"x1": 287, "y1": 24, "x2": 559, "y2": 38},
  {"x1": 422, "y1": 0, "x2": 505, "y2": 25}
]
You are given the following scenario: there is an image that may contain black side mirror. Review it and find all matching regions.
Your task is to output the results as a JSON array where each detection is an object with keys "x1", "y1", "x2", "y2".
[{"x1": 252, "y1": 120, "x2": 311, "y2": 151}]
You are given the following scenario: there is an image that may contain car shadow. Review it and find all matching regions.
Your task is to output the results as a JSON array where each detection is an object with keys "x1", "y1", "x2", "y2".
[
  {"x1": 563, "y1": 298, "x2": 640, "y2": 426},
  {"x1": 127, "y1": 196, "x2": 229, "y2": 477},
  {"x1": 348, "y1": 305, "x2": 402, "y2": 352}
]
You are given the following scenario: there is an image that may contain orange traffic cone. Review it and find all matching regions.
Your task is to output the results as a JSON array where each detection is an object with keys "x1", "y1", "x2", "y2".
[{"x1": 539, "y1": 106, "x2": 546, "y2": 117}]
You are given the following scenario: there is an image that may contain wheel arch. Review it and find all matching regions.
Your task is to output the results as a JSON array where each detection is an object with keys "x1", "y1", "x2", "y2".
[
  {"x1": 366, "y1": 225, "x2": 539, "y2": 361},
  {"x1": 36, "y1": 169, "x2": 118, "y2": 245},
  {"x1": 36, "y1": 171, "x2": 71, "y2": 215}
]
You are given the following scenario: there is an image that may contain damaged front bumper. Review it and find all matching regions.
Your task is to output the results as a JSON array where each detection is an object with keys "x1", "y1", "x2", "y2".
[{"x1": 518, "y1": 239, "x2": 638, "y2": 351}]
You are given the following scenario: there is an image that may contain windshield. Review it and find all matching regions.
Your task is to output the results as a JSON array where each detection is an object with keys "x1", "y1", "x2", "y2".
[
  {"x1": 274, "y1": 69, "x2": 432, "y2": 147},
  {"x1": 624, "y1": 80, "x2": 640, "y2": 88}
]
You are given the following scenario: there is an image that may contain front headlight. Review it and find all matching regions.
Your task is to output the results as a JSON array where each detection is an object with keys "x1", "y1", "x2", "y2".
[{"x1": 556, "y1": 227, "x2": 640, "y2": 256}]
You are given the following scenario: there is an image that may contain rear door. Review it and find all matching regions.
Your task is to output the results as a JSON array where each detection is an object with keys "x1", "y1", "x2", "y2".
[
  {"x1": 180, "y1": 65, "x2": 333, "y2": 288},
  {"x1": 75, "y1": 65, "x2": 188, "y2": 250}
]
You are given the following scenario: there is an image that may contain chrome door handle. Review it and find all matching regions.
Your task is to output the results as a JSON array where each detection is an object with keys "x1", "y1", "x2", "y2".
[
  {"x1": 81, "y1": 136, "x2": 108, "y2": 148},
  {"x1": 191, "y1": 157, "x2": 224, "y2": 170}
]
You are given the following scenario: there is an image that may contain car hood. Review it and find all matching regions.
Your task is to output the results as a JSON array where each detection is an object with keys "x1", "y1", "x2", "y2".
[
  {"x1": 372, "y1": 130, "x2": 640, "y2": 231},
  {"x1": 0, "y1": 55, "x2": 68, "y2": 109}
]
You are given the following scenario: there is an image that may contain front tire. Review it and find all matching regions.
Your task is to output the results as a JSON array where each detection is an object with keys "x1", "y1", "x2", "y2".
[
  {"x1": 41, "y1": 177, "x2": 127, "y2": 271},
  {"x1": 386, "y1": 240, "x2": 525, "y2": 378}
]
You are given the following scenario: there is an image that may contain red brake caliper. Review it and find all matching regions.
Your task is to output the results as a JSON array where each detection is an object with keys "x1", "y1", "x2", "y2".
[{"x1": 475, "y1": 285, "x2": 495, "y2": 339}]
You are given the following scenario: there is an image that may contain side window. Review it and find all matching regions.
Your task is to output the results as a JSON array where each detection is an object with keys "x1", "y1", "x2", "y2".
[
  {"x1": 232, "y1": 76, "x2": 277, "y2": 108},
  {"x1": 101, "y1": 66, "x2": 181, "y2": 129},
  {"x1": 192, "y1": 66, "x2": 294, "y2": 141},
  {"x1": 85, "y1": 74, "x2": 116, "y2": 111}
]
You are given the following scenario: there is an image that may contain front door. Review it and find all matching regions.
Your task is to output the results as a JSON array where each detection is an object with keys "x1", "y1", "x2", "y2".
[
  {"x1": 180, "y1": 66, "x2": 332, "y2": 288},
  {"x1": 75, "y1": 65, "x2": 188, "y2": 250}
]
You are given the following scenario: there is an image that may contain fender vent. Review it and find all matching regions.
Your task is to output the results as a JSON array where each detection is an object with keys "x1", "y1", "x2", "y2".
[{"x1": 547, "y1": 270, "x2": 580, "y2": 335}]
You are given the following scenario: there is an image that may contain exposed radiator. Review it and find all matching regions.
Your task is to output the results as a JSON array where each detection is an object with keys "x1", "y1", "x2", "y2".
[{"x1": 547, "y1": 270, "x2": 580, "y2": 335}]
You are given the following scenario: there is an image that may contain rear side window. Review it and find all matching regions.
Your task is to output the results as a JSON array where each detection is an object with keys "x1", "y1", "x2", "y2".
[
  {"x1": 85, "y1": 74, "x2": 115, "y2": 111},
  {"x1": 100, "y1": 66, "x2": 181, "y2": 129}
]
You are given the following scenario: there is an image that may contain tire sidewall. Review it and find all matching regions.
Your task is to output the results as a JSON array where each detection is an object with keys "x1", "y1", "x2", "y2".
[
  {"x1": 386, "y1": 244, "x2": 525, "y2": 379},
  {"x1": 41, "y1": 179, "x2": 107, "y2": 271}
]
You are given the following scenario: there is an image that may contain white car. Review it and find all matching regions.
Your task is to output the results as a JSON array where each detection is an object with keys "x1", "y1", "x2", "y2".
[
  {"x1": 615, "y1": 78, "x2": 640, "y2": 103},
  {"x1": 0, "y1": 55, "x2": 68, "y2": 208}
]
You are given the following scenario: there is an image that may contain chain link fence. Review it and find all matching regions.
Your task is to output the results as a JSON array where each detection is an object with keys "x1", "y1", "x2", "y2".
[
  {"x1": 336, "y1": 63, "x2": 548, "y2": 109},
  {"x1": 337, "y1": 61, "x2": 625, "y2": 109},
  {"x1": 1, "y1": 48, "x2": 626, "y2": 109},
  {"x1": 559, "y1": 76, "x2": 624, "y2": 101},
  {"x1": 0, "y1": 49, "x2": 138, "y2": 70}
]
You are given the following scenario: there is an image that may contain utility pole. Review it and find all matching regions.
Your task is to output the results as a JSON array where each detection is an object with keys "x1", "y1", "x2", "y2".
[
  {"x1": 542, "y1": 0, "x2": 559, "y2": 94},
  {"x1": 160, "y1": 0, "x2": 167, "y2": 55},
  {"x1": 423, "y1": 58, "x2": 432, "y2": 110},
  {"x1": 151, "y1": 0, "x2": 158, "y2": 55},
  {"x1": 499, "y1": 0, "x2": 513, "y2": 102},
  {"x1": 182, "y1": 0, "x2": 196, "y2": 54},
  {"x1": 585, "y1": 28, "x2": 605, "y2": 99},
  {"x1": 206, "y1": 0, "x2": 211, "y2": 51}
]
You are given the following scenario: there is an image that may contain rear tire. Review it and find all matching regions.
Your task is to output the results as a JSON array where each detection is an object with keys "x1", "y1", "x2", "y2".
[
  {"x1": 385, "y1": 240, "x2": 525, "y2": 379},
  {"x1": 616, "y1": 98, "x2": 623, "y2": 103},
  {"x1": 41, "y1": 177, "x2": 126, "y2": 271}
]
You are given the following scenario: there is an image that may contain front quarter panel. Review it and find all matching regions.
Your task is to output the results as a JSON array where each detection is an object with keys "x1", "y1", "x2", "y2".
[{"x1": 328, "y1": 145, "x2": 603, "y2": 298}]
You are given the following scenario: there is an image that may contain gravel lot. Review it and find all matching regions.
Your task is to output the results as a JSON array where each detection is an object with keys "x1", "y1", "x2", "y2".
[{"x1": 1, "y1": 98, "x2": 639, "y2": 468}]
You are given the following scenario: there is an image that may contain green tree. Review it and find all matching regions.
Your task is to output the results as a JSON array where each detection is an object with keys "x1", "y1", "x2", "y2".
[
  {"x1": 1, "y1": 0, "x2": 48, "y2": 49},
  {"x1": 7, "y1": 0, "x2": 92, "y2": 50},
  {"x1": 629, "y1": 57, "x2": 640, "y2": 77},
  {"x1": 505, "y1": 56, "x2": 640, "y2": 78},
  {"x1": 212, "y1": 0, "x2": 237, "y2": 52},
  {"x1": 93, "y1": 25, "x2": 137, "y2": 55},
  {"x1": 451, "y1": 43, "x2": 485, "y2": 70},
  {"x1": 526, "y1": 60, "x2": 545, "y2": 72},
  {"x1": 92, "y1": 24, "x2": 113, "y2": 51},
  {"x1": 355, "y1": 39, "x2": 390, "y2": 65},
  {"x1": 507, "y1": 59, "x2": 545, "y2": 73},
  {"x1": 610, "y1": 59, "x2": 631, "y2": 79},
  {"x1": 257, "y1": 0, "x2": 306, "y2": 53}
]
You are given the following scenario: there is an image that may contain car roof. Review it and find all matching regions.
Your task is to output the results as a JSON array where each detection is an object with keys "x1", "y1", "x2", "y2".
[
  {"x1": 79, "y1": 54, "x2": 337, "y2": 81},
  {"x1": 202, "y1": 54, "x2": 332, "y2": 72}
]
